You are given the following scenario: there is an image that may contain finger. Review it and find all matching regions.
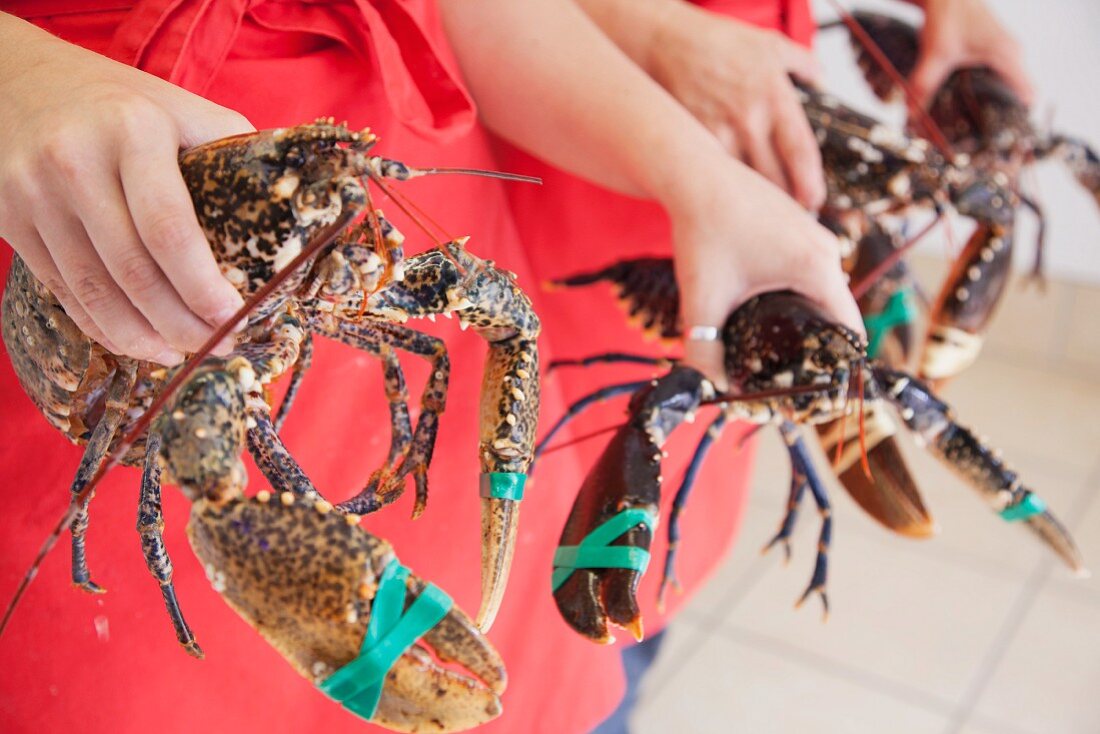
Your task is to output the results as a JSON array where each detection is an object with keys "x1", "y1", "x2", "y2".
[
  {"x1": 774, "y1": 35, "x2": 821, "y2": 84},
  {"x1": 118, "y1": 123, "x2": 246, "y2": 333},
  {"x1": 35, "y1": 209, "x2": 182, "y2": 364},
  {"x1": 741, "y1": 113, "x2": 790, "y2": 196},
  {"x1": 773, "y1": 93, "x2": 826, "y2": 210},
  {"x1": 991, "y1": 52, "x2": 1034, "y2": 106},
  {"x1": 682, "y1": 339, "x2": 729, "y2": 394},
  {"x1": 909, "y1": 53, "x2": 954, "y2": 111},
  {"x1": 72, "y1": 172, "x2": 224, "y2": 355},
  {"x1": 4, "y1": 226, "x2": 118, "y2": 352}
]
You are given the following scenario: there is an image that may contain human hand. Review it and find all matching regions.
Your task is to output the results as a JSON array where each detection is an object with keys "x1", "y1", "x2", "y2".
[
  {"x1": 910, "y1": 0, "x2": 1033, "y2": 110},
  {"x1": 646, "y1": 4, "x2": 825, "y2": 210},
  {"x1": 0, "y1": 13, "x2": 254, "y2": 364},
  {"x1": 665, "y1": 159, "x2": 863, "y2": 391}
]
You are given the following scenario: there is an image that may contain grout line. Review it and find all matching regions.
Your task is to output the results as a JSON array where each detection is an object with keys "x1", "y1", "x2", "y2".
[
  {"x1": 943, "y1": 458, "x2": 1100, "y2": 734},
  {"x1": 706, "y1": 621, "x2": 959, "y2": 716},
  {"x1": 641, "y1": 558, "x2": 775, "y2": 699}
]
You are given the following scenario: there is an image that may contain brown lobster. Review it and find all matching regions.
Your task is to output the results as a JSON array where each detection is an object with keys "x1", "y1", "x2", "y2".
[{"x1": 1, "y1": 121, "x2": 540, "y2": 730}]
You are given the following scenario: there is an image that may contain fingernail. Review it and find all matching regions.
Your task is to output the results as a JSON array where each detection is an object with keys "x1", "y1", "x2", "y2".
[
  {"x1": 154, "y1": 348, "x2": 186, "y2": 366},
  {"x1": 213, "y1": 306, "x2": 247, "y2": 333},
  {"x1": 212, "y1": 335, "x2": 237, "y2": 357}
]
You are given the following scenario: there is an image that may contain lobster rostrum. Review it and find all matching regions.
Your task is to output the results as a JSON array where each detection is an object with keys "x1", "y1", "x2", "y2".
[
  {"x1": 535, "y1": 260, "x2": 1083, "y2": 644},
  {"x1": 1, "y1": 122, "x2": 540, "y2": 726},
  {"x1": 830, "y1": 8, "x2": 1100, "y2": 381}
]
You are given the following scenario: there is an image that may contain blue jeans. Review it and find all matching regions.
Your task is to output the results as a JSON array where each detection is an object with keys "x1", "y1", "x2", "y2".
[{"x1": 590, "y1": 630, "x2": 667, "y2": 734}]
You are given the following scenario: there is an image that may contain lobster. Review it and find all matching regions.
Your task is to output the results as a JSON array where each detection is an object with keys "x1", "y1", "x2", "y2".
[
  {"x1": 829, "y1": 8, "x2": 1100, "y2": 381},
  {"x1": 534, "y1": 261, "x2": 1084, "y2": 644},
  {"x1": 1, "y1": 121, "x2": 539, "y2": 729}
]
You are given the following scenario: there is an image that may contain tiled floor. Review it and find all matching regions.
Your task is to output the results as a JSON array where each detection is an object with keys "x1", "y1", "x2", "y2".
[{"x1": 630, "y1": 264, "x2": 1100, "y2": 734}]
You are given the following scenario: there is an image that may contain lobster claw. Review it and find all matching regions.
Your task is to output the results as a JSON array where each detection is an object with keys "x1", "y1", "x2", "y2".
[
  {"x1": 187, "y1": 494, "x2": 506, "y2": 733},
  {"x1": 552, "y1": 367, "x2": 707, "y2": 643},
  {"x1": 817, "y1": 401, "x2": 936, "y2": 538}
]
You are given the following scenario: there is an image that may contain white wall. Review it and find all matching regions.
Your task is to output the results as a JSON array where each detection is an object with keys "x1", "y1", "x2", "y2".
[{"x1": 813, "y1": 0, "x2": 1100, "y2": 284}]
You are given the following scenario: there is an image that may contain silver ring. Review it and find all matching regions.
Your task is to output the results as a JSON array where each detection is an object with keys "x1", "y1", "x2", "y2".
[{"x1": 686, "y1": 325, "x2": 721, "y2": 342}]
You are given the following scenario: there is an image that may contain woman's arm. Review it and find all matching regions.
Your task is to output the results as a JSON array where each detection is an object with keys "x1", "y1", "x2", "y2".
[
  {"x1": 437, "y1": 0, "x2": 860, "y2": 386},
  {"x1": 0, "y1": 13, "x2": 251, "y2": 363}
]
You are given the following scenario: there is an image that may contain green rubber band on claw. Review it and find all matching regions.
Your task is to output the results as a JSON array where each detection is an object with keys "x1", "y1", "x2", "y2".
[
  {"x1": 999, "y1": 493, "x2": 1047, "y2": 522},
  {"x1": 551, "y1": 508, "x2": 657, "y2": 592},
  {"x1": 480, "y1": 472, "x2": 527, "y2": 501},
  {"x1": 318, "y1": 558, "x2": 453, "y2": 721},
  {"x1": 863, "y1": 287, "x2": 918, "y2": 359}
]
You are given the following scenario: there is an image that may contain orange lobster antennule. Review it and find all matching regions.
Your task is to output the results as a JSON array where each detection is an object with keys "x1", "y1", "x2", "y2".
[
  {"x1": 857, "y1": 363, "x2": 871, "y2": 479},
  {"x1": 0, "y1": 212, "x2": 356, "y2": 641},
  {"x1": 824, "y1": 0, "x2": 955, "y2": 159}
]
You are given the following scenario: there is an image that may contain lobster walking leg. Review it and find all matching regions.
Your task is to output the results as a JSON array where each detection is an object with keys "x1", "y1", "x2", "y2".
[
  {"x1": 778, "y1": 421, "x2": 833, "y2": 615},
  {"x1": 246, "y1": 407, "x2": 317, "y2": 498},
  {"x1": 137, "y1": 431, "x2": 201, "y2": 657},
  {"x1": 533, "y1": 380, "x2": 653, "y2": 465},
  {"x1": 273, "y1": 332, "x2": 313, "y2": 433},
  {"x1": 547, "y1": 352, "x2": 673, "y2": 373},
  {"x1": 70, "y1": 361, "x2": 138, "y2": 593},
  {"x1": 658, "y1": 411, "x2": 728, "y2": 609},
  {"x1": 308, "y1": 317, "x2": 447, "y2": 517}
]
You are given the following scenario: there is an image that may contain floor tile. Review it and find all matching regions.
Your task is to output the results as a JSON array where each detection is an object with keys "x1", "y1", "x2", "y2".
[
  {"x1": 1065, "y1": 283, "x2": 1100, "y2": 370},
  {"x1": 980, "y1": 274, "x2": 1075, "y2": 366},
  {"x1": 942, "y1": 358, "x2": 1100, "y2": 475},
  {"x1": 632, "y1": 628, "x2": 951, "y2": 734},
  {"x1": 970, "y1": 590, "x2": 1100, "y2": 734},
  {"x1": 712, "y1": 527, "x2": 1024, "y2": 703}
]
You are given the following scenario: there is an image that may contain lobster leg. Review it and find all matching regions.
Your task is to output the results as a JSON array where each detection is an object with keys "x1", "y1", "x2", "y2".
[
  {"x1": 69, "y1": 361, "x2": 138, "y2": 593},
  {"x1": 658, "y1": 411, "x2": 729, "y2": 610},
  {"x1": 547, "y1": 258, "x2": 682, "y2": 340},
  {"x1": 304, "y1": 316, "x2": 445, "y2": 517},
  {"x1": 246, "y1": 406, "x2": 319, "y2": 499},
  {"x1": 778, "y1": 421, "x2": 833, "y2": 616},
  {"x1": 873, "y1": 366, "x2": 1086, "y2": 573},
  {"x1": 1046, "y1": 134, "x2": 1100, "y2": 211},
  {"x1": 533, "y1": 380, "x2": 652, "y2": 465},
  {"x1": 137, "y1": 431, "x2": 201, "y2": 658},
  {"x1": 273, "y1": 331, "x2": 313, "y2": 433},
  {"x1": 547, "y1": 352, "x2": 674, "y2": 373}
]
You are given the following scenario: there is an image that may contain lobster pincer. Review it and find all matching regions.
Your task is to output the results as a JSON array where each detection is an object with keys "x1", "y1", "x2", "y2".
[
  {"x1": 551, "y1": 367, "x2": 708, "y2": 643},
  {"x1": 316, "y1": 239, "x2": 541, "y2": 631}
]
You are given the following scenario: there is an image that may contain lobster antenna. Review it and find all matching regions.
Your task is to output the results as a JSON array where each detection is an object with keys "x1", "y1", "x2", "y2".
[
  {"x1": 857, "y1": 362, "x2": 871, "y2": 479},
  {"x1": 538, "y1": 421, "x2": 630, "y2": 457},
  {"x1": 850, "y1": 211, "x2": 942, "y2": 299},
  {"x1": 823, "y1": 0, "x2": 955, "y2": 158},
  {"x1": 410, "y1": 167, "x2": 542, "y2": 185},
  {"x1": 0, "y1": 212, "x2": 356, "y2": 640}
]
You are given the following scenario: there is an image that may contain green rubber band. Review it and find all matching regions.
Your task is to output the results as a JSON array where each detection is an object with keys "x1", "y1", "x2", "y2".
[
  {"x1": 480, "y1": 472, "x2": 527, "y2": 501},
  {"x1": 551, "y1": 508, "x2": 657, "y2": 592},
  {"x1": 863, "y1": 287, "x2": 918, "y2": 359},
  {"x1": 318, "y1": 559, "x2": 453, "y2": 720},
  {"x1": 999, "y1": 493, "x2": 1047, "y2": 522}
]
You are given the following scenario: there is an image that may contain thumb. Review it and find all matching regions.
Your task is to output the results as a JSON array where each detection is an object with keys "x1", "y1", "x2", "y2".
[
  {"x1": 176, "y1": 103, "x2": 255, "y2": 148},
  {"x1": 908, "y1": 52, "x2": 954, "y2": 111},
  {"x1": 683, "y1": 338, "x2": 729, "y2": 395},
  {"x1": 776, "y1": 37, "x2": 821, "y2": 85}
]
